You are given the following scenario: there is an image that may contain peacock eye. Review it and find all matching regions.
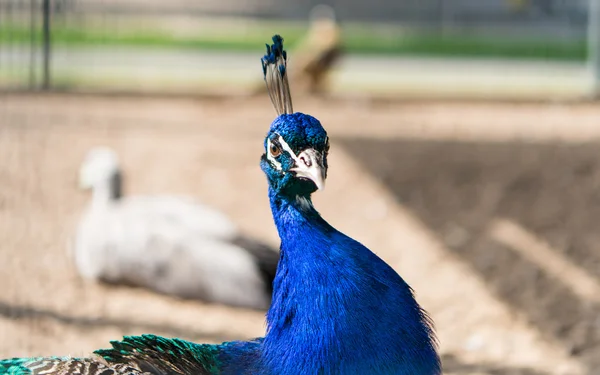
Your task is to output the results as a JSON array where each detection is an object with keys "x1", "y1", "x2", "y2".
[
  {"x1": 324, "y1": 138, "x2": 330, "y2": 153},
  {"x1": 270, "y1": 142, "x2": 282, "y2": 157}
]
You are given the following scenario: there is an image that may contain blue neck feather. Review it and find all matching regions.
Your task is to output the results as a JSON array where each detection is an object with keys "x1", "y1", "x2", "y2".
[{"x1": 261, "y1": 187, "x2": 441, "y2": 375}]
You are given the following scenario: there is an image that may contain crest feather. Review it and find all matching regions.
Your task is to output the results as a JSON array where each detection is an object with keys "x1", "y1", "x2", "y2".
[{"x1": 261, "y1": 35, "x2": 293, "y2": 116}]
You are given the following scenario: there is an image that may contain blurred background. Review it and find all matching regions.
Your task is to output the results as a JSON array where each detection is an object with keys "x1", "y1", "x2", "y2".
[{"x1": 1, "y1": 1, "x2": 600, "y2": 374}]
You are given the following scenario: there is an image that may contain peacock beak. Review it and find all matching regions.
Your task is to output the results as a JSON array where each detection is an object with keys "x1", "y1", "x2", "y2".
[{"x1": 291, "y1": 148, "x2": 326, "y2": 191}]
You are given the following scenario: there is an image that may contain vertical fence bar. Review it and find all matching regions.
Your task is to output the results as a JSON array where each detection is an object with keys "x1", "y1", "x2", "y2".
[
  {"x1": 590, "y1": 0, "x2": 600, "y2": 98},
  {"x1": 42, "y1": 0, "x2": 50, "y2": 90},
  {"x1": 29, "y1": 0, "x2": 37, "y2": 89},
  {"x1": 0, "y1": 1, "x2": 2, "y2": 84},
  {"x1": 7, "y1": 0, "x2": 14, "y2": 88}
]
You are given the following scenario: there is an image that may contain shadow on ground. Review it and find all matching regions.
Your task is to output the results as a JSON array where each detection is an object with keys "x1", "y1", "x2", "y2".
[
  {"x1": 0, "y1": 300, "x2": 240, "y2": 343},
  {"x1": 442, "y1": 354, "x2": 552, "y2": 375},
  {"x1": 339, "y1": 137, "x2": 600, "y2": 375}
]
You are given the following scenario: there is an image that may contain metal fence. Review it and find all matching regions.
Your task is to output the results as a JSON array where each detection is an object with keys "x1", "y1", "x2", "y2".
[
  {"x1": 1, "y1": 0, "x2": 40, "y2": 90},
  {"x1": 0, "y1": 0, "x2": 597, "y2": 94}
]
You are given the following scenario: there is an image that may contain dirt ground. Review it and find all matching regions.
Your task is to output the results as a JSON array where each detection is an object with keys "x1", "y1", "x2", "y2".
[{"x1": 1, "y1": 94, "x2": 600, "y2": 375}]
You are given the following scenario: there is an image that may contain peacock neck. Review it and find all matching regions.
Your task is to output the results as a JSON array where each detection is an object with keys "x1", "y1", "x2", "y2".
[
  {"x1": 267, "y1": 188, "x2": 329, "y2": 242},
  {"x1": 262, "y1": 187, "x2": 441, "y2": 375},
  {"x1": 263, "y1": 187, "x2": 357, "y2": 375}
]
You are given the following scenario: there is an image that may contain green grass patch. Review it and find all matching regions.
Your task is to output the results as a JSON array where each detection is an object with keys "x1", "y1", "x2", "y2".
[
  {"x1": 342, "y1": 28, "x2": 587, "y2": 60},
  {"x1": 0, "y1": 23, "x2": 306, "y2": 50},
  {"x1": 0, "y1": 23, "x2": 587, "y2": 61}
]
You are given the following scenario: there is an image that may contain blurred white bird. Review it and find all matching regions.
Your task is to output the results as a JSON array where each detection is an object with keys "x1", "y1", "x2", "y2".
[{"x1": 73, "y1": 147, "x2": 278, "y2": 310}]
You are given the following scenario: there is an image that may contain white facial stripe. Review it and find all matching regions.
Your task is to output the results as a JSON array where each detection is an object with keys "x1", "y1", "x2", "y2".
[
  {"x1": 277, "y1": 136, "x2": 301, "y2": 163},
  {"x1": 268, "y1": 134, "x2": 321, "y2": 172},
  {"x1": 266, "y1": 138, "x2": 283, "y2": 171},
  {"x1": 266, "y1": 135, "x2": 300, "y2": 173}
]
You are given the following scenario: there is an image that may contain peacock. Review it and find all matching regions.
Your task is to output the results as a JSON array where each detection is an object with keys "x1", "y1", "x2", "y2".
[
  {"x1": 287, "y1": 4, "x2": 342, "y2": 94},
  {"x1": 73, "y1": 146, "x2": 278, "y2": 310},
  {"x1": 0, "y1": 35, "x2": 440, "y2": 375}
]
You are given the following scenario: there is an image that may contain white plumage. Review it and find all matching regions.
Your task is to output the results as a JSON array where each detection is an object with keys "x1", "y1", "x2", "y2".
[{"x1": 74, "y1": 147, "x2": 278, "y2": 310}]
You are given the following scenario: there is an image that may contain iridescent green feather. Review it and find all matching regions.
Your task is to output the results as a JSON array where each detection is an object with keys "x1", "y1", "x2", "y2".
[
  {"x1": 0, "y1": 335, "x2": 223, "y2": 375},
  {"x1": 0, "y1": 358, "x2": 35, "y2": 375},
  {"x1": 94, "y1": 335, "x2": 221, "y2": 375}
]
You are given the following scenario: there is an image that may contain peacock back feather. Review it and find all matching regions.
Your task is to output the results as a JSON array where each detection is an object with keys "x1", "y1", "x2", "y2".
[
  {"x1": 0, "y1": 357, "x2": 144, "y2": 375},
  {"x1": 0, "y1": 335, "x2": 263, "y2": 375}
]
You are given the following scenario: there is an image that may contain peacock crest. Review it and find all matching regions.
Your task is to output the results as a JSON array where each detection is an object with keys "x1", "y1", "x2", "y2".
[{"x1": 261, "y1": 35, "x2": 293, "y2": 116}]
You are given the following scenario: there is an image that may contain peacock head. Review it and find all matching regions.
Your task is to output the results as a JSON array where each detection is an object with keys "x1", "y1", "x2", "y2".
[
  {"x1": 261, "y1": 113, "x2": 329, "y2": 196},
  {"x1": 260, "y1": 35, "x2": 329, "y2": 197}
]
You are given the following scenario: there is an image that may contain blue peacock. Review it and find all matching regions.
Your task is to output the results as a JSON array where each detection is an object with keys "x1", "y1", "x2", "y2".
[{"x1": 0, "y1": 35, "x2": 441, "y2": 375}]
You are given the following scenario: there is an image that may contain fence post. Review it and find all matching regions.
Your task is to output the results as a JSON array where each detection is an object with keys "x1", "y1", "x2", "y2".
[
  {"x1": 590, "y1": 0, "x2": 600, "y2": 98},
  {"x1": 42, "y1": 0, "x2": 51, "y2": 90},
  {"x1": 30, "y1": 0, "x2": 37, "y2": 89}
]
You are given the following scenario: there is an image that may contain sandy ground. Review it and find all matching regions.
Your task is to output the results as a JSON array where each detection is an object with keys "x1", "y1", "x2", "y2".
[{"x1": 1, "y1": 94, "x2": 600, "y2": 374}]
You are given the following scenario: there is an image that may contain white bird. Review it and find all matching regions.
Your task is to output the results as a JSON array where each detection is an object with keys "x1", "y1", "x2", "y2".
[{"x1": 73, "y1": 147, "x2": 278, "y2": 310}]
